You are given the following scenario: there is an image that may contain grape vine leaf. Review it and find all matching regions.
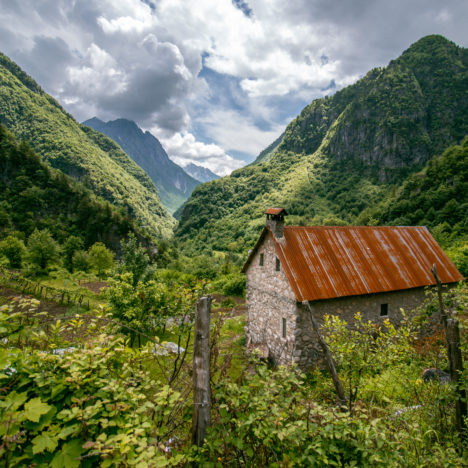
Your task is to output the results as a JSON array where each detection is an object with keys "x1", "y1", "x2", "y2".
[
  {"x1": 24, "y1": 397, "x2": 53, "y2": 422},
  {"x1": 32, "y1": 432, "x2": 58, "y2": 454}
]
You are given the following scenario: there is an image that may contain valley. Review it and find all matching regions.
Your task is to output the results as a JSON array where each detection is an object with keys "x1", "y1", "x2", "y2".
[{"x1": 0, "y1": 33, "x2": 467, "y2": 467}]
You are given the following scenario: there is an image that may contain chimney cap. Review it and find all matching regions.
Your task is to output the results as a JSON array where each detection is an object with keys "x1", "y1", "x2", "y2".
[{"x1": 265, "y1": 207, "x2": 288, "y2": 216}]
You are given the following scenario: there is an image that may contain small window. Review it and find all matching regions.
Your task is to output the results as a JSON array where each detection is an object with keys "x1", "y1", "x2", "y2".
[
  {"x1": 380, "y1": 304, "x2": 389, "y2": 317},
  {"x1": 275, "y1": 257, "x2": 280, "y2": 271},
  {"x1": 282, "y1": 318, "x2": 287, "y2": 338},
  {"x1": 259, "y1": 253, "x2": 264, "y2": 266}
]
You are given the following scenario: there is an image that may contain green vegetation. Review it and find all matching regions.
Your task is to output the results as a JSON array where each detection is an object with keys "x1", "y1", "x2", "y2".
[
  {"x1": 0, "y1": 124, "x2": 151, "y2": 251},
  {"x1": 176, "y1": 35, "x2": 468, "y2": 261},
  {"x1": 88, "y1": 243, "x2": 114, "y2": 279},
  {"x1": 1, "y1": 283, "x2": 466, "y2": 466},
  {"x1": 26, "y1": 229, "x2": 61, "y2": 273},
  {"x1": 0, "y1": 235, "x2": 26, "y2": 268},
  {"x1": 0, "y1": 52, "x2": 174, "y2": 239}
]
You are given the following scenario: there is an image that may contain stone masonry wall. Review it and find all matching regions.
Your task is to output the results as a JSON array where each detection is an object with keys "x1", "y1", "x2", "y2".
[
  {"x1": 245, "y1": 232, "x2": 297, "y2": 365},
  {"x1": 294, "y1": 287, "x2": 429, "y2": 370}
]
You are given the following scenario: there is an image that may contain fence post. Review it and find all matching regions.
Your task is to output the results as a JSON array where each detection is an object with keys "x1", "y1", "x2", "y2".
[
  {"x1": 192, "y1": 295, "x2": 211, "y2": 447},
  {"x1": 446, "y1": 318, "x2": 467, "y2": 439},
  {"x1": 431, "y1": 265, "x2": 466, "y2": 440},
  {"x1": 302, "y1": 301, "x2": 347, "y2": 406}
]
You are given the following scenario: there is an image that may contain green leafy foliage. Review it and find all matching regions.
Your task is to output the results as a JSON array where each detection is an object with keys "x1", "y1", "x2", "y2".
[
  {"x1": 194, "y1": 364, "x2": 401, "y2": 467},
  {"x1": 26, "y1": 228, "x2": 61, "y2": 272},
  {"x1": 0, "y1": 235, "x2": 25, "y2": 268},
  {"x1": 0, "y1": 124, "x2": 149, "y2": 250},
  {"x1": 116, "y1": 233, "x2": 153, "y2": 286},
  {"x1": 88, "y1": 242, "x2": 114, "y2": 278},
  {"x1": 106, "y1": 272, "x2": 205, "y2": 346},
  {"x1": 0, "y1": 335, "x2": 186, "y2": 467}
]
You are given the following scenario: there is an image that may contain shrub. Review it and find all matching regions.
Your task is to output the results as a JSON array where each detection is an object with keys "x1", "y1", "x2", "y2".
[
  {"x1": 26, "y1": 229, "x2": 60, "y2": 272},
  {"x1": 88, "y1": 242, "x2": 114, "y2": 278},
  {"x1": 0, "y1": 235, "x2": 26, "y2": 268}
]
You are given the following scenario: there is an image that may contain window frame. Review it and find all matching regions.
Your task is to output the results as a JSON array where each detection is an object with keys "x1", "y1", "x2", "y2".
[
  {"x1": 380, "y1": 303, "x2": 389, "y2": 317},
  {"x1": 259, "y1": 253, "x2": 264, "y2": 266}
]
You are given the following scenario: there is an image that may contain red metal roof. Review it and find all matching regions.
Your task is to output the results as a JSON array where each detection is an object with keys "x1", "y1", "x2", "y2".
[
  {"x1": 250, "y1": 226, "x2": 463, "y2": 302},
  {"x1": 265, "y1": 207, "x2": 287, "y2": 215}
]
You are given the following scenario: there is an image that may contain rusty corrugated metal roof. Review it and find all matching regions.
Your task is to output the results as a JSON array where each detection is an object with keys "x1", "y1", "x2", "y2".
[
  {"x1": 265, "y1": 207, "x2": 287, "y2": 215},
  {"x1": 256, "y1": 226, "x2": 463, "y2": 302}
]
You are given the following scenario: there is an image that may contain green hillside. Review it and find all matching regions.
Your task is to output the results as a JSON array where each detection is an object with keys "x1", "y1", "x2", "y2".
[
  {"x1": 0, "y1": 52, "x2": 175, "y2": 239},
  {"x1": 0, "y1": 124, "x2": 149, "y2": 249},
  {"x1": 176, "y1": 35, "x2": 468, "y2": 255}
]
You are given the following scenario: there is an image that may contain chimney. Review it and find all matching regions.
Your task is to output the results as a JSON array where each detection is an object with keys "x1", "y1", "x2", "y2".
[{"x1": 265, "y1": 208, "x2": 287, "y2": 238}]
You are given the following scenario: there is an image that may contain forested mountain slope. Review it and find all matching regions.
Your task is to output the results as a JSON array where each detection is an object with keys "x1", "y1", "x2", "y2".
[
  {"x1": 0, "y1": 52, "x2": 174, "y2": 238},
  {"x1": 0, "y1": 125, "x2": 146, "y2": 249},
  {"x1": 83, "y1": 118, "x2": 199, "y2": 214},
  {"x1": 176, "y1": 35, "x2": 468, "y2": 254}
]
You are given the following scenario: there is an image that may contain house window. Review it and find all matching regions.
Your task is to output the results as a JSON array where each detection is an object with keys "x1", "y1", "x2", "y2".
[
  {"x1": 282, "y1": 318, "x2": 287, "y2": 338},
  {"x1": 259, "y1": 253, "x2": 264, "y2": 266},
  {"x1": 275, "y1": 257, "x2": 280, "y2": 271},
  {"x1": 380, "y1": 303, "x2": 389, "y2": 317}
]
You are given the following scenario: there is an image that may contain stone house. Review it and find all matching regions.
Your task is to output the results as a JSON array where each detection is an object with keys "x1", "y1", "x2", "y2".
[{"x1": 242, "y1": 208, "x2": 463, "y2": 369}]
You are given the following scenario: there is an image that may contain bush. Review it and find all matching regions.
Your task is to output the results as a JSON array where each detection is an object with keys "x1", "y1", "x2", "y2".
[
  {"x1": 72, "y1": 249, "x2": 91, "y2": 272},
  {"x1": 193, "y1": 364, "x2": 401, "y2": 466},
  {"x1": 26, "y1": 229, "x2": 60, "y2": 272},
  {"x1": 0, "y1": 334, "x2": 186, "y2": 467},
  {"x1": 88, "y1": 242, "x2": 114, "y2": 278},
  {"x1": 212, "y1": 273, "x2": 246, "y2": 297},
  {"x1": 0, "y1": 235, "x2": 26, "y2": 268}
]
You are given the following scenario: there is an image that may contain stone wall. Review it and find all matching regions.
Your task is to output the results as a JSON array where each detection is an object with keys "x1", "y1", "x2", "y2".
[
  {"x1": 245, "y1": 231, "x2": 297, "y2": 365},
  {"x1": 294, "y1": 287, "x2": 430, "y2": 369}
]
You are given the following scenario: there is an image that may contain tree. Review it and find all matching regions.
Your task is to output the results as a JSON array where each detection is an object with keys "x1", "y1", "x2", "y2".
[
  {"x1": 0, "y1": 235, "x2": 26, "y2": 268},
  {"x1": 72, "y1": 250, "x2": 91, "y2": 272},
  {"x1": 63, "y1": 236, "x2": 84, "y2": 272},
  {"x1": 89, "y1": 242, "x2": 114, "y2": 278},
  {"x1": 117, "y1": 234, "x2": 151, "y2": 286},
  {"x1": 26, "y1": 229, "x2": 60, "y2": 272}
]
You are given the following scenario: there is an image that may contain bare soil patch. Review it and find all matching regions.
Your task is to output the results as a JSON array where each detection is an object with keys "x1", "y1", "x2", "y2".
[{"x1": 80, "y1": 281, "x2": 109, "y2": 294}]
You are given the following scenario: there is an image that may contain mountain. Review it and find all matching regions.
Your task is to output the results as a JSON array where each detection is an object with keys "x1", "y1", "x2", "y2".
[
  {"x1": 176, "y1": 35, "x2": 468, "y2": 255},
  {"x1": 0, "y1": 124, "x2": 148, "y2": 250},
  {"x1": 0, "y1": 52, "x2": 174, "y2": 239},
  {"x1": 83, "y1": 118, "x2": 199, "y2": 214},
  {"x1": 183, "y1": 163, "x2": 220, "y2": 183}
]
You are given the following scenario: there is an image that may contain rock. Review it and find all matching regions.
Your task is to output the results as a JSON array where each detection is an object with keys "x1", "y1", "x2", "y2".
[
  {"x1": 422, "y1": 368, "x2": 450, "y2": 383},
  {"x1": 153, "y1": 342, "x2": 186, "y2": 356}
]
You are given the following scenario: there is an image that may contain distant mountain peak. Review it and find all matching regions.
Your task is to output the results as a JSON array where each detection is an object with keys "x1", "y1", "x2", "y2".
[
  {"x1": 83, "y1": 117, "x2": 199, "y2": 214},
  {"x1": 183, "y1": 163, "x2": 220, "y2": 183}
]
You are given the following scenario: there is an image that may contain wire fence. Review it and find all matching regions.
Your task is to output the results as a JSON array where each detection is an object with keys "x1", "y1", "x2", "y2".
[{"x1": 0, "y1": 267, "x2": 91, "y2": 309}]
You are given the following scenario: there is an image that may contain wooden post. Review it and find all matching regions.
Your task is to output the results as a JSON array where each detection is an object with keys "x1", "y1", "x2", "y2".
[
  {"x1": 431, "y1": 264, "x2": 448, "y2": 329},
  {"x1": 302, "y1": 301, "x2": 347, "y2": 405},
  {"x1": 192, "y1": 295, "x2": 211, "y2": 446},
  {"x1": 447, "y1": 318, "x2": 467, "y2": 439},
  {"x1": 431, "y1": 266, "x2": 466, "y2": 440}
]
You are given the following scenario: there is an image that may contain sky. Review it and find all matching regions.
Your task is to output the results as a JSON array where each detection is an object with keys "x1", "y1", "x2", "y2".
[{"x1": 0, "y1": 1, "x2": 467, "y2": 176}]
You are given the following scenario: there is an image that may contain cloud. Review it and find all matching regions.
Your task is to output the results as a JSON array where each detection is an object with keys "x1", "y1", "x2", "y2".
[
  {"x1": 158, "y1": 131, "x2": 244, "y2": 176},
  {"x1": 197, "y1": 108, "x2": 284, "y2": 156},
  {"x1": 0, "y1": 0, "x2": 467, "y2": 171}
]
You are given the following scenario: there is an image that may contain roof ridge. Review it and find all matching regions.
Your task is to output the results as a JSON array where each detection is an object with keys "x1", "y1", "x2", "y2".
[{"x1": 284, "y1": 225, "x2": 427, "y2": 230}]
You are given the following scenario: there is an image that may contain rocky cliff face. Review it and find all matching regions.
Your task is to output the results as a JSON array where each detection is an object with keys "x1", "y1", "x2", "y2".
[
  {"x1": 279, "y1": 35, "x2": 468, "y2": 182},
  {"x1": 83, "y1": 118, "x2": 200, "y2": 214}
]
